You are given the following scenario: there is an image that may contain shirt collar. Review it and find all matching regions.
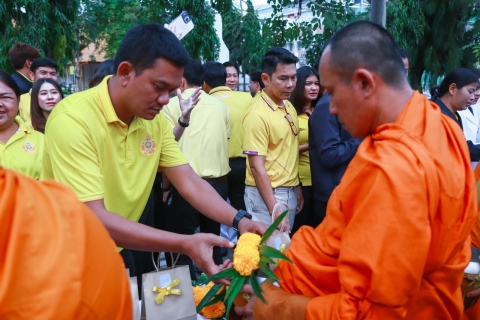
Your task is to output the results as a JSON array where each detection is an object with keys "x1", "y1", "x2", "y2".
[
  {"x1": 260, "y1": 90, "x2": 286, "y2": 111},
  {"x1": 209, "y1": 86, "x2": 232, "y2": 95},
  {"x1": 16, "y1": 71, "x2": 33, "y2": 83}
]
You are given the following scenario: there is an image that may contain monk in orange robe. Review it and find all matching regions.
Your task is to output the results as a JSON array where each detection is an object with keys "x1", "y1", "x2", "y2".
[
  {"x1": 0, "y1": 166, "x2": 132, "y2": 319},
  {"x1": 250, "y1": 21, "x2": 477, "y2": 320}
]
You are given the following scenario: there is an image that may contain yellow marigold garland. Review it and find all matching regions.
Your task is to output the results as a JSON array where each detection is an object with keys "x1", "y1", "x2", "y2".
[{"x1": 233, "y1": 233, "x2": 261, "y2": 276}]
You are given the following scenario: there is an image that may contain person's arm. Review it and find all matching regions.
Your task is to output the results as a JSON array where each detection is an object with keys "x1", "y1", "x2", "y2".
[
  {"x1": 172, "y1": 87, "x2": 201, "y2": 141},
  {"x1": 248, "y1": 155, "x2": 277, "y2": 214},
  {"x1": 312, "y1": 101, "x2": 361, "y2": 168},
  {"x1": 299, "y1": 144, "x2": 309, "y2": 153}
]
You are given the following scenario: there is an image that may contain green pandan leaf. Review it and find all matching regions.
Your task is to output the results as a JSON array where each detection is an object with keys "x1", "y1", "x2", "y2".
[
  {"x1": 250, "y1": 273, "x2": 266, "y2": 304},
  {"x1": 196, "y1": 283, "x2": 223, "y2": 313},
  {"x1": 260, "y1": 255, "x2": 276, "y2": 265},
  {"x1": 201, "y1": 267, "x2": 238, "y2": 284},
  {"x1": 225, "y1": 276, "x2": 246, "y2": 317},
  {"x1": 260, "y1": 210, "x2": 289, "y2": 244},
  {"x1": 258, "y1": 262, "x2": 279, "y2": 282},
  {"x1": 259, "y1": 245, "x2": 292, "y2": 263}
]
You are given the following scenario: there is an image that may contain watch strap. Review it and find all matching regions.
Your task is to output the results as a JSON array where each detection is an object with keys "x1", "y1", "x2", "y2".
[
  {"x1": 178, "y1": 117, "x2": 189, "y2": 127},
  {"x1": 233, "y1": 209, "x2": 252, "y2": 231}
]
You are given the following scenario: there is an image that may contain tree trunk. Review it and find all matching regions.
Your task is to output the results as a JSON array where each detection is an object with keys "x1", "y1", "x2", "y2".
[{"x1": 370, "y1": 0, "x2": 386, "y2": 28}]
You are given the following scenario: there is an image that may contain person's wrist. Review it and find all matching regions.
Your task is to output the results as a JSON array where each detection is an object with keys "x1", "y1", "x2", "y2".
[
  {"x1": 233, "y1": 210, "x2": 252, "y2": 231},
  {"x1": 180, "y1": 115, "x2": 190, "y2": 123},
  {"x1": 178, "y1": 116, "x2": 189, "y2": 127},
  {"x1": 160, "y1": 182, "x2": 173, "y2": 192}
]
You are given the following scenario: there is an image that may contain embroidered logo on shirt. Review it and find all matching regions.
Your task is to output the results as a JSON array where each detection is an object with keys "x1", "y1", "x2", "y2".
[
  {"x1": 141, "y1": 133, "x2": 156, "y2": 155},
  {"x1": 22, "y1": 140, "x2": 36, "y2": 153}
]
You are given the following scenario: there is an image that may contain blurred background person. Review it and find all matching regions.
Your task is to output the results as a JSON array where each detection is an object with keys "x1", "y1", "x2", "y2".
[
  {"x1": 0, "y1": 71, "x2": 44, "y2": 179},
  {"x1": 223, "y1": 61, "x2": 239, "y2": 90},
  {"x1": 8, "y1": 42, "x2": 41, "y2": 94},
  {"x1": 289, "y1": 66, "x2": 321, "y2": 234},
  {"x1": 31, "y1": 78, "x2": 64, "y2": 134},
  {"x1": 88, "y1": 59, "x2": 114, "y2": 88},
  {"x1": 249, "y1": 70, "x2": 265, "y2": 98}
]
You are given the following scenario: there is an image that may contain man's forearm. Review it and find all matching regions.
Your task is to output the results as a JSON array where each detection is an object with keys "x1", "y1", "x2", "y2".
[{"x1": 251, "y1": 167, "x2": 276, "y2": 214}]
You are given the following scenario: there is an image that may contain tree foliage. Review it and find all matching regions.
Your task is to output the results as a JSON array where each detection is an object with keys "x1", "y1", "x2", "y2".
[
  {"x1": 262, "y1": 0, "x2": 361, "y2": 65},
  {"x1": 0, "y1": 0, "x2": 80, "y2": 73},
  {"x1": 387, "y1": 0, "x2": 480, "y2": 89}
]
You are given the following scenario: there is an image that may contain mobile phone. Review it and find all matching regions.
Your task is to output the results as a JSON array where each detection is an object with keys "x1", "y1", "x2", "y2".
[{"x1": 167, "y1": 11, "x2": 194, "y2": 40}]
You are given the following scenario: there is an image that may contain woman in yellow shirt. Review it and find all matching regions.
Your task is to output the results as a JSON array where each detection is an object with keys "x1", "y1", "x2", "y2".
[
  {"x1": 0, "y1": 70, "x2": 44, "y2": 179},
  {"x1": 30, "y1": 78, "x2": 64, "y2": 134},
  {"x1": 289, "y1": 66, "x2": 321, "y2": 234}
]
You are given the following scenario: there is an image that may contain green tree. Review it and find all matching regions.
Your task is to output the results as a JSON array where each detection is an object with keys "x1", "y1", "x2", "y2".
[
  {"x1": 241, "y1": 0, "x2": 265, "y2": 73},
  {"x1": 387, "y1": 0, "x2": 480, "y2": 89},
  {"x1": 262, "y1": 0, "x2": 359, "y2": 65},
  {"x1": 0, "y1": 0, "x2": 80, "y2": 73}
]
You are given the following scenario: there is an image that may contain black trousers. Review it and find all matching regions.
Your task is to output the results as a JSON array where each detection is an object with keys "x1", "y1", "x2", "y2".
[
  {"x1": 164, "y1": 177, "x2": 228, "y2": 279},
  {"x1": 227, "y1": 158, "x2": 247, "y2": 210},
  {"x1": 291, "y1": 186, "x2": 314, "y2": 235},
  {"x1": 120, "y1": 190, "x2": 156, "y2": 295},
  {"x1": 312, "y1": 198, "x2": 327, "y2": 227}
]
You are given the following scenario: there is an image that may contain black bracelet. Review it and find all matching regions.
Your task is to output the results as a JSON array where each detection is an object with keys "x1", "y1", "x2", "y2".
[
  {"x1": 160, "y1": 182, "x2": 173, "y2": 192},
  {"x1": 178, "y1": 117, "x2": 189, "y2": 127}
]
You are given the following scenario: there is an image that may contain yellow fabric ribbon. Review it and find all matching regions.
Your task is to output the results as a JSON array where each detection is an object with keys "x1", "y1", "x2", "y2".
[{"x1": 152, "y1": 278, "x2": 182, "y2": 304}]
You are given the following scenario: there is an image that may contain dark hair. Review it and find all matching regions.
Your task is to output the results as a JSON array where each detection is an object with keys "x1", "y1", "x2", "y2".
[
  {"x1": 183, "y1": 59, "x2": 204, "y2": 87},
  {"x1": 430, "y1": 85, "x2": 440, "y2": 98},
  {"x1": 249, "y1": 71, "x2": 265, "y2": 89},
  {"x1": 433, "y1": 68, "x2": 479, "y2": 100},
  {"x1": 89, "y1": 59, "x2": 114, "y2": 88},
  {"x1": 262, "y1": 47, "x2": 299, "y2": 76},
  {"x1": 327, "y1": 20, "x2": 406, "y2": 88},
  {"x1": 467, "y1": 67, "x2": 480, "y2": 79},
  {"x1": 289, "y1": 66, "x2": 320, "y2": 114},
  {"x1": 8, "y1": 43, "x2": 41, "y2": 70},
  {"x1": 30, "y1": 58, "x2": 58, "y2": 74},
  {"x1": 399, "y1": 49, "x2": 409, "y2": 63},
  {"x1": 223, "y1": 61, "x2": 239, "y2": 74},
  {"x1": 114, "y1": 23, "x2": 189, "y2": 75},
  {"x1": 30, "y1": 78, "x2": 64, "y2": 133},
  {"x1": 203, "y1": 61, "x2": 227, "y2": 88},
  {"x1": 0, "y1": 70, "x2": 21, "y2": 98}
]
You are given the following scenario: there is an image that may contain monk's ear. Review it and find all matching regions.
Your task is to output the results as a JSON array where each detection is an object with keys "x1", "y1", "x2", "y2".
[
  {"x1": 449, "y1": 83, "x2": 457, "y2": 96},
  {"x1": 352, "y1": 68, "x2": 375, "y2": 99},
  {"x1": 117, "y1": 61, "x2": 135, "y2": 86}
]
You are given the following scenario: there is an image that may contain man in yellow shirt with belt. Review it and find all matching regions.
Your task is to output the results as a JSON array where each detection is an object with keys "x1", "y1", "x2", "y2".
[
  {"x1": 243, "y1": 47, "x2": 303, "y2": 229},
  {"x1": 43, "y1": 24, "x2": 265, "y2": 284},
  {"x1": 162, "y1": 59, "x2": 231, "y2": 278},
  {"x1": 18, "y1": 58, "x2": 58, "y2": 128}
]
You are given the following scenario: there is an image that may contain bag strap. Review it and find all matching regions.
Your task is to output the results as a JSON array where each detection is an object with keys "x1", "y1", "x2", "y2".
[
  {"x1": 271, "y1": 201, "x2": 289, "y2": 232},
  {"x1": 151, "y1": 252, "x2": 181, "y2": 271}
]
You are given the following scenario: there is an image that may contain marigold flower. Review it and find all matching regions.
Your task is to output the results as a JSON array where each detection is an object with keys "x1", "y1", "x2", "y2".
[
  {"x1": 193, "y1": 282, "x2": 226, "y2": 318},
  {"x1": 233, "y1": 232, "x2": 261, "y2": 276}
]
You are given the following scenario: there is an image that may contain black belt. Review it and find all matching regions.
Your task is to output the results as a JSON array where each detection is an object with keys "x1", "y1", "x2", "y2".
[{"x1": 203, "y1": 175, "x2": 227, "y2": 184}]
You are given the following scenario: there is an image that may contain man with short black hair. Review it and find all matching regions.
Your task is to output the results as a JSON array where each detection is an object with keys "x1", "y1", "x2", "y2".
[
  {"x1": 242, "y1": 47, "x2": 303, "y2": 230},
  {"x1": 223, "y1": 61, "x2": 239, "y2": 90},
  {"x1": 8, "y1": 42, "x2": 41, "y2": 94},
  {"x1": 248, "y1": 70, "x2": 265, "y2": 97},
  {"x1": 43, "y1": 24, "x2": 265, "y2": 284},
  {"x1": 19, "y1": 57, "x2": 59, "y2": 127},
  {"x1": 251, "y1": 20, "x2": 476, "y2": 319},
  {"x1": 162, "y1": 59, "x2": 231, "y2": 278}
]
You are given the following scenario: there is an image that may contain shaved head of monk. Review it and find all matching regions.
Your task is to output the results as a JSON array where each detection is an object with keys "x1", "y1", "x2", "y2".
[{"x1": 319, "y1": 20, "x2": 413, "y2": 138}]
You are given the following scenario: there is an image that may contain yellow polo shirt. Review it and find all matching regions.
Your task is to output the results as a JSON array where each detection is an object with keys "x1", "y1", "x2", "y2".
[
  {"x1": 209, "y1": 86, "x2": 252, "y2": 158},
  {"x1": 243, "y1": 91, "x2": 300, "y2": 188},
  {"x1": 43, "y1": 76, "x2": 188, "y2": 225},
  {"x1": 0, "y1": 117, "x2": 44, "y2": 179},
  {"x1": 162, "y1": 88, "x2": 231, "y2": 178},
  {"x1": 19, "y1": 90, "x2": 32, "y2": 128},
  {"x1": 298, "y1": 113, "x2": 311, "y2": 186}
]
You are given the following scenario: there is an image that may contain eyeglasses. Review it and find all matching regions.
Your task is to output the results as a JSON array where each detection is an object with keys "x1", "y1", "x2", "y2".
[{"x1": 283, "y1": 110, "x2": 298, "y2": 136}]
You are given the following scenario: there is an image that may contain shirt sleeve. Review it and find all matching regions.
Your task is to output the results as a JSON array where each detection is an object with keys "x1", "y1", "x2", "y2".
[
  {"x1": 242, "y1": 110, "x2": 269, "y2": 156},
  {"x1": 42, "y1": 113, "x2": 104, "y2": 202},
  {"x1": 157, "y1": 112, "x2": 188, "y2": 168},
  {"x1": 161, "y1": 98, "x2": 181, "y2": 128}
]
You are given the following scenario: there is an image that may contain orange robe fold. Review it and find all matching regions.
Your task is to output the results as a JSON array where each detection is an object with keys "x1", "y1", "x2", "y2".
[
  {"x1": 0, "y1": 167, "x2": 132, "y2": 319},
  {"x1": 255, "y1": 91, "x2": 477, "y2": 319}
]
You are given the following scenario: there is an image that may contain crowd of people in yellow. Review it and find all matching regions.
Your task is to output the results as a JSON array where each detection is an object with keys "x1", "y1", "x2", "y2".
[{"x1": 2, "y1": 19, "x2": 480, "y2": 320}]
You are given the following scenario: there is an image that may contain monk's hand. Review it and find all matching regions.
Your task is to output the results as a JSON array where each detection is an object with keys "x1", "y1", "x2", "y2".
[
  {"x1": 234, "y1": 284, "x2": 255, "y2": 320},
  {"x1": 177, "y1": 87, "x2": 201, "y2": 122},
  {"x1": 238, "y1": 218, "x2": 267, "y2": 236},
  {"x1": 296, "y1": 186, "x2": 304, "y2": 214},
  {"x1": 186, "y1": 233, "x2": 234, "y2": 284}
]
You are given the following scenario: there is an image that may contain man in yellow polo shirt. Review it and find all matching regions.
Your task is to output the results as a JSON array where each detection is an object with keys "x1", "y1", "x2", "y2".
[
  {"x1": 243, "y1": 47, "x2": 303, "y2": 229},
  {"x1": 248, "y1": 70, "x2": 264, "y2": 98},
  {"x1": 18, "y1": 58, "x2": 58, "y2": 128},
  {"x1": 43, "y1": 24, "x2": 265, "y2": 284},
  {"x1": 162, "y1": 58, "x2": 231, "y2": 278}
]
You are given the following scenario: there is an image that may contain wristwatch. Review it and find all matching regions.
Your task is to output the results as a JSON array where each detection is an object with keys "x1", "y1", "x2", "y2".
[
  {"x1": 178, "y1": 117, "x2": 189, "y2": 127},
  {"x1": 160, "y1": 182, "x2": 172, "y2": 192},
  {"x1": 232, "y1": 210, "x2": 252, "y2": 231}
]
